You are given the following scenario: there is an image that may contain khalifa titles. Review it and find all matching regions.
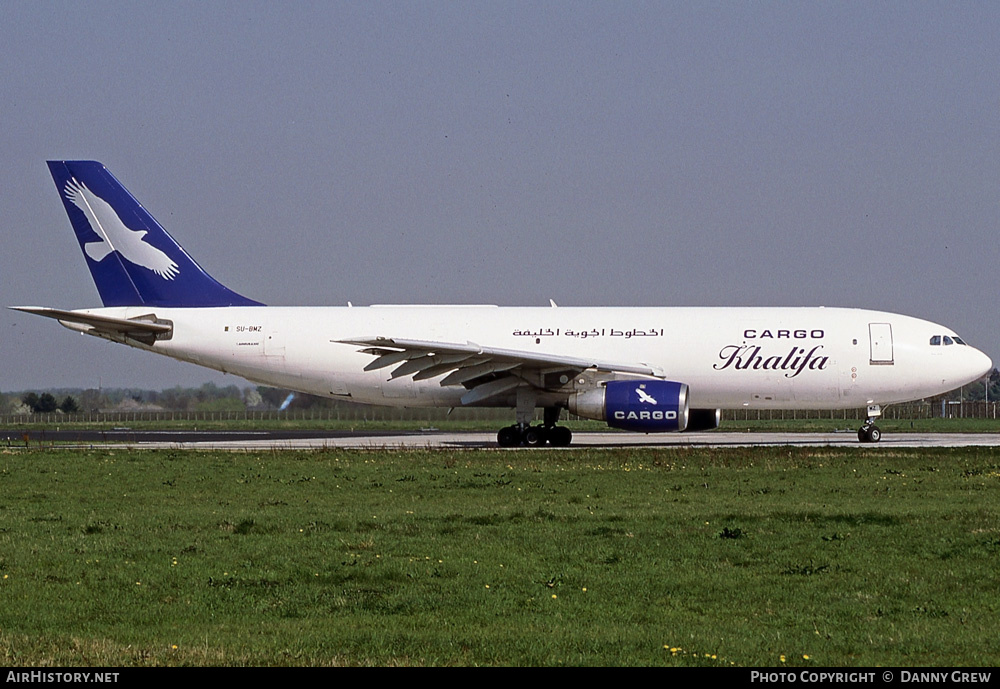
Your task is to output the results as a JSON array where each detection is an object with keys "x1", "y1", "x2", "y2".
[{"x1": 714, "y1": 329, "x2": 830, "y2": 378}]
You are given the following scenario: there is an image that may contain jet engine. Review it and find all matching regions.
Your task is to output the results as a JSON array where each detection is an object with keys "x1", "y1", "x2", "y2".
[
  {"x1": 569, "y1": 380, "x2": 690, "y2": 432},
  {"x1": 687, "y1": 407, "x2": 721, "y2": 431}
]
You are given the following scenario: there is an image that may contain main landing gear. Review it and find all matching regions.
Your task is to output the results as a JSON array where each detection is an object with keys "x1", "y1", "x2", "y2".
[
  {"x1": 858, "y1": 404, "x2": 882, "y2": 443},
  {"x1": 497, "y1": 405, "x2": 573, "y2": 447},
  {"x1": 497, "y1": 423, "x2": 573, "y2": 447}
]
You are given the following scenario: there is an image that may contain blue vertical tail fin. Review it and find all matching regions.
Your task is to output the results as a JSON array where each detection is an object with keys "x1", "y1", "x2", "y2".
[{"x1": 47, "y1": 160, "x2": 263, "y2": 307}]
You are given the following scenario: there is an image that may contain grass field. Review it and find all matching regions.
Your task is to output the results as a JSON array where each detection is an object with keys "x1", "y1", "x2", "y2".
[{"x1": 1, "y1": 445, "x2": 999, "y2": 666}]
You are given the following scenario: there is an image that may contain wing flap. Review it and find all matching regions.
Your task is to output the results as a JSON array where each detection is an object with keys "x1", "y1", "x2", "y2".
[
  {"x1": 363, "y1": 349, "x2": 423, "y2": 371},
  {"x1": 438, "y1": 361, "x2": 520, "y2": 386},
  {"x1": 339, "y1": 335, "x2": 662, "y2": 408},
  {"x1": 341, "y1": 336, "x2": 659, "y2": 377},
  {"x1": 460, "y1": 376, "x2": 523, "y2": 405}
]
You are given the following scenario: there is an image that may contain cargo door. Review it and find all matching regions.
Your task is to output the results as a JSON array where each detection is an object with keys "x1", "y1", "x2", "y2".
[{"x1": 869, "y1": 323, "x2": 894, "y2": 365}]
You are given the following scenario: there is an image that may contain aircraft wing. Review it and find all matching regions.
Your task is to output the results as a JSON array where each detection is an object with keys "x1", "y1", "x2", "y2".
[
  {"x1": 338, "y1": 336, "x2": 662, "y2": 404},
  {"x1": 11, "y1": 306, "x2": 172, "y2": 344}
]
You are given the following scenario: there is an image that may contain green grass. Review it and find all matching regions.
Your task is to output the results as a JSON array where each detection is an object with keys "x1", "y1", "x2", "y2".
[{"x1": 1, "y1": 446, "x2": 999, "y2": 666}]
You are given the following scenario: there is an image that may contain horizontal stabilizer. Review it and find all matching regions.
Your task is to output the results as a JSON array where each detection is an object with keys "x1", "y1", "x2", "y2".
[{"x1": 11, "y1": 306, "x2": 172, "y2": 344}]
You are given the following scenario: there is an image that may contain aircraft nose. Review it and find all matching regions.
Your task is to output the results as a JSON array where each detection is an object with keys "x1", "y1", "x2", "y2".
[{"x1": 968, "y1": 347, "x2": 993, "y2": 382}]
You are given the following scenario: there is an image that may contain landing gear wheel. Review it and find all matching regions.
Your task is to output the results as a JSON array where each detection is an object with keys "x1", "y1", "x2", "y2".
[
  {"x1": 497, "y1": 425, "x2": 521, "y2": 447},
  {"x1": 547, "y1": 426, "x2": 573, "y2": 447},
  {"x1": 523, "y1": 426, "x2": 545, "y2": 447},
  {"x1": 858, "y1": 424, "x2": 881, "y2": 443}
]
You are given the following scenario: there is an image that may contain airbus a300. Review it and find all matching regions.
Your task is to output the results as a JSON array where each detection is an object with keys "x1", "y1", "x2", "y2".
[{"x1": 13, "y1": 161, "x2": 992, "y2": 446}]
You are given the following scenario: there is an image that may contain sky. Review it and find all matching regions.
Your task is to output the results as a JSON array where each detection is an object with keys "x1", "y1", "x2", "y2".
[{"x1": 2, "y1": 1, "x2": 999, "y2": 393}]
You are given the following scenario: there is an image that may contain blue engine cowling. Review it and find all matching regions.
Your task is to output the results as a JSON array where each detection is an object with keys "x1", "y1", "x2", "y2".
[{"x1": 569, "y1": 380, "x2": 690, "y2": 432}]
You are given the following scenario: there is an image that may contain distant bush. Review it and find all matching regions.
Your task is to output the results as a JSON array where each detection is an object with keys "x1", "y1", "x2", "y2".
[{"x1": 22, "y1": 392, "x2": 59, "y2": 413}]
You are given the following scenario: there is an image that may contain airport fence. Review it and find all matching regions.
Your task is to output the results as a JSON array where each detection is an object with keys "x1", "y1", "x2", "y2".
[
  {"x1": 1, "y1": 400, "x2": 998, "y2": 426},
  {"x1": 723, "y1": 400, "x2": 998, "y2": 421},
  {"x1": 0, "y1": 405, "x2": 511, "y2": 426}
]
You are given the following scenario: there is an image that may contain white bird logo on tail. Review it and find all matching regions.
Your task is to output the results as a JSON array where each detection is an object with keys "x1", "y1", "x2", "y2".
[{"x1": 64, "y1": 178, "x2": 180, "y2": 280}]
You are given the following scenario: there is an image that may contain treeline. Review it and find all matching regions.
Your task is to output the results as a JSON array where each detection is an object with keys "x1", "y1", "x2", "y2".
[
  {"x1": 20, "y1": 392, "x2": 80, "y2": 414},
  {"x1": 966, "y1": 367, "x2": 1000, "y2": 401}
]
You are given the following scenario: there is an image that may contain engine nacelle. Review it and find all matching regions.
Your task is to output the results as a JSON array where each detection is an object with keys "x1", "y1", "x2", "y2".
[
  {"x1": 569, "y1": 380, "x2": 689, "y2": 432},
  {"x1": 687, "y1": 408, "x2": 721, "y2": 432}
]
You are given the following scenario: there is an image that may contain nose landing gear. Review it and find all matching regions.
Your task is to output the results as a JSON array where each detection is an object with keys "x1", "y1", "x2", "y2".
[
  {"x1": 858, "y1": 422, "x2": 881, "y2": 443},
  {"x1": 858, "y1": 404, "x2": 882, "y2": 443}
]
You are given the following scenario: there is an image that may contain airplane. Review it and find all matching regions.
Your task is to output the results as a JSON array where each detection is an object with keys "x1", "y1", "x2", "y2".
[{"x1": 11, "y1": 160, "x2": 993, "y2": 446}]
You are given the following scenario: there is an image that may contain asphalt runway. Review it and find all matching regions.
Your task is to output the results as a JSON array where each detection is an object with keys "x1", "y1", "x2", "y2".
[{"x1": 6, "y1": 428, "x2": 1000, "y2": 450}]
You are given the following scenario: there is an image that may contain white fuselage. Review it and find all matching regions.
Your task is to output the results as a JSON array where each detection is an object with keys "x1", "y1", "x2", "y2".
[{"x1": 64, "y1": 305, "x2": 992, "y2": 411}]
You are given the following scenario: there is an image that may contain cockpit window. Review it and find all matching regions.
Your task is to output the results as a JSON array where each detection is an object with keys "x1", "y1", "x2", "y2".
[{"x1": 930, "y1": 334, "x2": 969, "y2": 346}]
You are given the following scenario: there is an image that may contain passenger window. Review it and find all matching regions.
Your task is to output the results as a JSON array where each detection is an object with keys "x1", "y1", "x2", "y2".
[
  {"x1": 930, "y1": 335, "x2": 941, "y2": 346},
  {"x1": 943, "y1": 336, "x2": 954, "y2": 345}
]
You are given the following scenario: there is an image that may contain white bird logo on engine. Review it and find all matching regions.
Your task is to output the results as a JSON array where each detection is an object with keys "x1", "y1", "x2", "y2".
[
  {"x1": 636, "y1": 387, "x2": 658, "y2": 405},
  {"x1": 64, "y1": 178, "x2": 180, "y2": 280}
]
